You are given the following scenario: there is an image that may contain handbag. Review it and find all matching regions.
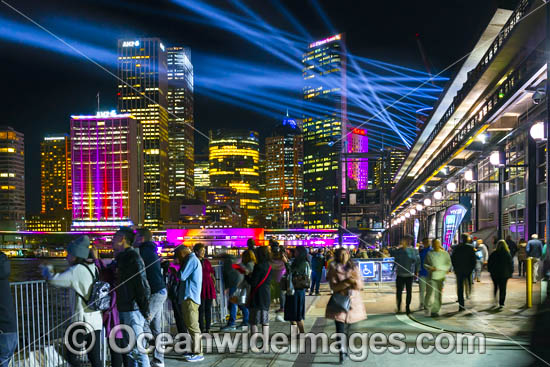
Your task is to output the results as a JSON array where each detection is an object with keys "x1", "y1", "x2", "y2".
[
  {"x1": 327, "y1": 291, "x2": 351, "y2": 313},
  {"x1": 229, "y1": 282, "x2": 249, "y2": 306}
]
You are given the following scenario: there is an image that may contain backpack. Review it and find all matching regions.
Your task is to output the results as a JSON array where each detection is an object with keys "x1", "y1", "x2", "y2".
[{"x1": 76, "y1": 264, "x2": 111, "y2": 312}]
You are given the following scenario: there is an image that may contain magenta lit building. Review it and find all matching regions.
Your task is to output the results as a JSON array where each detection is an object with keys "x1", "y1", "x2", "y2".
[
  {"x1": 345, "y1": 127, "x2": 368, "y2": 191},
  {"x1": 70, "y1": 111, "x2": 143, "y2": 231}
]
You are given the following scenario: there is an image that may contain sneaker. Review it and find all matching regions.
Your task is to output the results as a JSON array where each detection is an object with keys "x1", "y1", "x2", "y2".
[
  {"x1": 315, "y1": 292, "x2": 321, "y2": 296},
  {"x1": 220, "y1": 324, "x2": 237, "y2": 331},
  {"x1": 185, "y1": 354, "x2": 204, "y2": 362},
  {"x1": 275, "y1": 314, "x2": 285, "y2": 322},
  {"x1": 431, "y1": 313, "x2": 439, "y2": 317},
  {"x1": 309, "y1": 292, "x2": 313, "y2": 296},
  {"x1": 238, "y1": 323, "x2": 249, "y2": 330}
]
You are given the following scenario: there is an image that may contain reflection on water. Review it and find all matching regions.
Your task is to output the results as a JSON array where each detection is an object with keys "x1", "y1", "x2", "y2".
[{"x1": 9, "y1": 258, "x2": 69, "y2": 282}]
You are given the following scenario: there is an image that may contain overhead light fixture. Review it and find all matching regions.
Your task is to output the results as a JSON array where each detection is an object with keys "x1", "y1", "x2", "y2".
[
  {"x1": 423, "y1": 198, "x2": 432, "y2": 206},
  {"x1": 434, "y1": 191, "x2": 443, "y2": 200},
  {"x1": 410, "y1": 208, "x2": 417, "y2": 215},
  {"x1": 530, "y1": 121, "x2": 546, "y2": 141},
  {"x1": 405, "y1": 213, "x2": 411, "y2": 218},
  {"x1": 489, "y1": 151, "x2": 504, "y2": 166},
  {"x1": 464, "y1": 169, "x2": 474, "y2": 181},
  {"x1": 477, "y1": 133, "x2": 488, "y2": 144},
  {"x1": 447, "y1": 182, "x2": 457, "y2": 192},
  {"x1": 416, "y1": 204, "x2": 423, "y2": 211}
]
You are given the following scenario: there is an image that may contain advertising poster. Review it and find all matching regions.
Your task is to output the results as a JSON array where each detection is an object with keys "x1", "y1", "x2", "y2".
[{"x1": 442, "y1": 204, "x2": 468, "y2": 249}]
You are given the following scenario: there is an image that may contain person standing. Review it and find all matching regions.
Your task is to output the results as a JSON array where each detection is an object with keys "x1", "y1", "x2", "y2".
[
  {"x1": 194, "y1": 243, "x2": 216, "y2": 334},
  {"x1": 219, "y1": 250, "x2": 249, "y2": 331},
  {"x1": 309, "y1": 248, "x2": 325, "y2": 296},
  {"x1": 527, "y1": 234, "x2": 544, "y2": 283},
  {"x1": 326, "y1": 248, "x2": 367, "y2": 364},
  {"x1": 451, "y1": 234, "x2": 477, "y2": 311},
  {"x1": 423, "y1": 239, "x2": 452, "y2": 317},
  {"x1": 418, "y1": 238, "x2": 432, "y2": 310},
  {"x1": 488, "y1": 240, "x2": 514, "y2": 308},
  {"x1": 246, "y1": 246, "x2": 272, "y2": 336},
  {"x1": 112, "y1": 227, "x2": 151, "y2": 367},
  {"x1": 175, "y1": 245, "x2": 203, "y2": 362},
  {"x1": 517, "y1": 239, "x2": 528, "y2": 277},
  {"x1": 134, "y1": 228, "x2": 166, "y2": 367},
  {"x1": 270, "y1": 245, "x2": 287, "y2": 322},
  {"x1": 164, "y1": 260, "x2": 186, "y2": 334},
  {"x1": 506, "y1": 235, "x2": 518, "y2": 274},
  {"x1": 42, "y1": 236, "x2": 103, "y2": 367},
  {"x1": 284, "y1": 246, "x2": 311, "y2": 334},
  {"x1": 0, "y1": 251, "x2": 17, "y2": 367},
  {"x1": 474, "y1": 239, "x2": 489, "y2": 282},
  {"x1": 393, "y1": 235, "x2": 420, "y2": 314}
]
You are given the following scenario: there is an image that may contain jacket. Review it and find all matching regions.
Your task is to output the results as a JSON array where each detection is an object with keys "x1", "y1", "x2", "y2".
[
  {"x1": 527, "y1": 239, "x2": 543, "y2": 259},
  {"x1": 138, "y1": 241, "x2": 166, "y2": 294},
  {"x1": 115, "y1": 247, "x2": 150, "y2": 317},
  {"x1": 488, "y1": 249, "x2": 514, "y2": 279},
  {"x1": 0, "y1": 252, "x2": 16, "y2": 333},
  {"x1": 393, "y1": 247, "x2": 420, "y2": 277},
  {"x1": 517, "y1": 242, "x2": 528, "y2": 261},
  {"x1": 425, "y1": 250, "x2": 451, "y2": 281},
  {"x1": 311, "y1": 254, "x2": 325, "y2": 273},
  {"x1": 326, "y1": 262, "x2": 367, "y2": 324},
  {"x1": 246, "y1": 261, "x2": 272, "y2": 311},
  {"x1": 419, "y1": 247, "x2": 432, "y2": 277},
  {"x1": 178, "y1": 252, "x2": 202, "y2": 305},
  {"x1": 200, "y1": 258, "x2": 217, "y2": 300},
  {"x1": 451, "y1": 243, "x2": 477, "y2": 274},
  {"x1": 221, "y1": 254, "x2": 243, "y2": 290},
  {"x1": 49, "y1": 263, "x2": 103, "y2": 331}
]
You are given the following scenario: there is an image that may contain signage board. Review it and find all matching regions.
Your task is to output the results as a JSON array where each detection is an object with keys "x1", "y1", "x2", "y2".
[{"x1": 442, "y1": 204, "x2": 468, "y2": 249}]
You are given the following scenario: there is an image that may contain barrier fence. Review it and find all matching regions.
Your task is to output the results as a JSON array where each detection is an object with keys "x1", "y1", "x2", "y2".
[{"x1": 8, "y1": 265, "x2": 228, "y2": 367}]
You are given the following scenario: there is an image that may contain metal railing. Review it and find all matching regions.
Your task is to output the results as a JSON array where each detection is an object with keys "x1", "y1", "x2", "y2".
[{"x1": 8, "y1": 264, "x2": 228, "y2": 367}]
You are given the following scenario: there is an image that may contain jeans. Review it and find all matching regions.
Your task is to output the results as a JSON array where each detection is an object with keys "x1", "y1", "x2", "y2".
[
  {"x1": 199, "y1": 298, "x2": 213, "y2": 332},
  {"x1": 456, "y1": 272, "x2": 471, "y2": 309},
  {"x1": 0, "y1": 332, "x2": 18, "y2": 367},
  {"x1": 424, "y1": 278, "x2": 444, "y2": 314},
  {"x1": 65, "y1": 326, "x2": 101, "y2": 367},
  {"x1": 475, "y1": 260, "x2": 483, "y2": 280},
  {"x1": 181, "y1": 299, "x2": 202, "y2": 355},
  {"x1": 519, "y1": 260, "x2": 527, "y2": 277},
  {"x1": 146, "y1": 289, "x2": 167, "y2": 367},
  {"x1": 119, "y1": 311, "x2": 149, "y2": 367},
  {"x1": 396, "y1": 276, "x2": 413, "y2": 310},
  {"x1": 309, "y1": 270, "x2": 322, "y2": 294},
  {"x1": 418, "y1": 275, "x2": 428, "y2": 307},
  {"x1": 491, "y1": 276, "x2": 509, "y2": 306},
  {"x1": 228, "y1": 287, "x2": 249, "y2": 326}
]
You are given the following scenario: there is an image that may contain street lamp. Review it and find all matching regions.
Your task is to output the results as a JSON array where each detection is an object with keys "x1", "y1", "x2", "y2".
[
  {"x1": 530, "y1": 121, "x2": 546, "y2": 141},
  {"x1": 405, "y1": 213, "x2": 411, "y2": 218},
  {"x1": 416, "y1": 204, "x2": 423, "y2": 211},
  {"x1": 489, "y1": 151, "x2": 504, "y2": 166},
  {"x1": 464, "y1": 169, "x2": 474, "y2": 181},
  {"x1": 423, "y1": 198, "x2": 432, "y2": 206},
  {"x1": 447, "y1": 182, "x2": 457, "y2": 192},
  {"x1": 433, "y1": 191, "x2": 443, "y2": 200},
  {"x1": 410, "y1": 208, "x2": 417, "y2": 215}
]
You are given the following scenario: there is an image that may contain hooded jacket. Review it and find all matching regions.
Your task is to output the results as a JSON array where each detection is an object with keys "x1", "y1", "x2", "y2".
[
  {"x1": 451, "y1": 243, "x2": 477, "y2": 274},
  {"x1": 115, "y1": 247, "x2": 150, "y2": 317},
  {"x1": 138, "y1": 241, "x2": 166, "y2": 294}
]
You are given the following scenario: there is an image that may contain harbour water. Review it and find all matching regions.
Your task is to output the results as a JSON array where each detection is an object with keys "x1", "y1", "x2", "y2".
[{"x1": 9, "y1": 258, "x2": 69, "y2": 282}]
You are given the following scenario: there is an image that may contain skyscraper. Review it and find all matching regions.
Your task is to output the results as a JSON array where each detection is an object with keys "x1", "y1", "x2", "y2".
[
  {"x1": 41, "y1": 135, "x2": 71, "y2": 216},
  {"x1": 167, "y1": 46, "x2": 194, "y2": 204},
  {"x1": 194, "y1": 161, "x2": 210, "y2": 189},
  {"x1": 302, "y1": 34, "x2": 346, "y2": 228},
  {"x1": 70, "y1": 111, "x2": 143, "y2": 231},
  {"x1": 118, "y1": 38, "x2": 169, "y2": 229},
  {"x1": 265, "y1": 117, "x2": 304, "y2": 228},
  {"x1": 209, "y1": 129, "x2": 260, "y2": 227},
  {"x1": 0, "y1": 127, "x2": 25, "y2": 230}
]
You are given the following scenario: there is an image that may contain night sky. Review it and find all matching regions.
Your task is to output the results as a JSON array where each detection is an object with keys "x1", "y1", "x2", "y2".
[{"x1": 0, "y1": 0, "x2": 518, "y2": 214}]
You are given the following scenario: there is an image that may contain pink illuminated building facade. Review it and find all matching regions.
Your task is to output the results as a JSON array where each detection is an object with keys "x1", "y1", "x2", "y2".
[
  {"x1": 70, "y1": 112, "x2": 143, "y2": 231},
  {"x1": 344, "y1": 127, "x2": 368, "y2": 192}
]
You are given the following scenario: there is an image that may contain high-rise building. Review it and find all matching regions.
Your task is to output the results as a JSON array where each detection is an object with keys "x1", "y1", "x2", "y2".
[
  {"x1": 0, "y1": 127, "x2": 25, "y2": 230},
  {"x1": 167, "y1": 46, "x2": 194, "y2": 204},
  {"x1": 202, "y1": 187, "x2": 242, "y2": 227},
  {"x1": 373, "y1": 147, "x2": 407, "y2": 188},
  {"x1": 344, "y1": 127, "x2": 368, "y2": 191},
  {"x1": 265, "y1": 117, "x2": 304, "y2": 228},
  {"x1": 70, "y1": 111, "x2": 143, "y2": 231},
  {"x1": 209, "y1": 129, "x2": 260, "y2": 227},
  {"x1": 41, "y1": 135, "x2": 71, "y2": 216},
  {"x1": 194, "y1": 161, "x2": 210, "y2": 189},
  {"x1": 118, "y1": 38, "x2": 169, "y2": 229},
  {"x1": 302, "y1": 34, "x2": 347, "y2": 228}
]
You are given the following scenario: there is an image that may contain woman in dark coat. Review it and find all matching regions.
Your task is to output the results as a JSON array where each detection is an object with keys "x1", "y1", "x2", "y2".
[
  {"x1": 488, "y1": 240, "x2": 514, "y2": 308},
  {"x1": 246, "y1": 246, "x2": 272, "y2": 336}
]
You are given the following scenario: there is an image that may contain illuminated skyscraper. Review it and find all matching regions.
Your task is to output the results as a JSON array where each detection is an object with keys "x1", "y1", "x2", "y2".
[
  {"x1": 265, "y1": 117, "x2": 304, "y2": 228},
  {"x1": 209, "y1": 130, "x2": 260, "y2": 227},
  {"x1": 0, "y1": 127, "x2": 25, "y2": 230},
  {"x1": 70, "y1": 112, "x2": 143, "y2": 231},
  {"x1": 344, "y1": 127, "x2": 368, "y2": 191},
  {"x1": 118, "y1": 38, "x2": 169, "y2": 229},
  {"x1": 167, "y1": 46, "x2": 194, "y2": 204},
  {"x1": 194, "y1": 161, "x2": 210, "y2": 189},
  {"x1": 41, "y1": 135, "x2": 71, "y2": 216},
  {"x1": 302, "y1": 34, "x2": 346, "y2": 228}
]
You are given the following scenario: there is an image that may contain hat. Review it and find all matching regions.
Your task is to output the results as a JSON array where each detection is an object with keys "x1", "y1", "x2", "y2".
[{"x1": 67, "y1": 236, "x2": 91, "y2": 259}]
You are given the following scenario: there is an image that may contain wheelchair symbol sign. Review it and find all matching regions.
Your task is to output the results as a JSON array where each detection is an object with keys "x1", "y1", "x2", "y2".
[{"x1": 359, "y1": 262, "x2": 375, "y2": 278}]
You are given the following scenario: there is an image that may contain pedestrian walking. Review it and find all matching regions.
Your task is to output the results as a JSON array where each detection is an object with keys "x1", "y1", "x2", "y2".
[
  {"x1": 112, "y1": 227, "x2": 151, "y2": 367},
  {"x1": 423, "y1": 239, "x2": 452, "y2": 317},
  {"x1": 309, "y1": 248, "x2": 325, "y2": 296},
  {"x1": 0, "y1": 251, "x2": 18, "y2": 367},
  {"x1": 418, "y1": 238, "x2": 432, "y2": 310},
  {"x1": 134, "y1": 228, "x2": 166, "y2": 367},
  {"x1": 506, "y1": 235, "x2": 518, "y2": 273},
  {"x1": 246, "y1": 246, "x2": 272, "y2": 336},
  {"x1": 326, "y1": 248, "x2": 367, "y2": 364},
  {"x1": 194, "y1": 243, "x2": 216, "y2": 334},
  {"x1": 393, "y1": 234, "x2": 420, "y2": 314},
  {"x1": 488, "y1": 240, "x2": 514, "y2": 308},
  {"x1": 270, "y1": 245, "x2": 287, "y2": 322},
  {"x1": 174, "y1": 245, "x2": 204, "y2": 363},
  {"x1": 284, "y1": 246, "x2": 311, "y2": 334},
  {"x1": 42, "y1": 236, "x2": 103, "y2": 367},
  {"x1": 474, "y1": 239, "x2": 488, "y2": 282},
  {"x1": 517, "y1": 239, "x2": 528, "y2": 277},
  {"x1": 451, "y1": 234, "x2": 478, "y2": 311},
  {"x1": 527, "y1": 234, "x2": 543, "y2": 283},
  {"x1": 219, "y1": 249, "x2": 249, "y2": 331}
]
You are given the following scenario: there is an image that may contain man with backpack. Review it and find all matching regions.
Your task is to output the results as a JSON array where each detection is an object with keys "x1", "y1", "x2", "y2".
[
  {"x1": 113, "y1": 227, "x2": 151, "y2": 367},
  {"x1": 134, "y1": 228, "x2": 167, "y2": 367}
]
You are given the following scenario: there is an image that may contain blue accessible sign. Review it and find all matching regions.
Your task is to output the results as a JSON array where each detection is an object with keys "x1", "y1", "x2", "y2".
[{"x1": 359, "y1": 261, "x2": 376, "y2": 278}]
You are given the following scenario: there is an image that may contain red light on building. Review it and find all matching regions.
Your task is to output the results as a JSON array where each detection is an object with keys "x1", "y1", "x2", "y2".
[{"x1": 351, "y1": 128, "x2": 366, "y2": 136}]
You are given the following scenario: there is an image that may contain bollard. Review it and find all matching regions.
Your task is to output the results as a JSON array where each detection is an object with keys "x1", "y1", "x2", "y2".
[{"x1": 527, "y1": 257, "x2": 533, "y2": 308}]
